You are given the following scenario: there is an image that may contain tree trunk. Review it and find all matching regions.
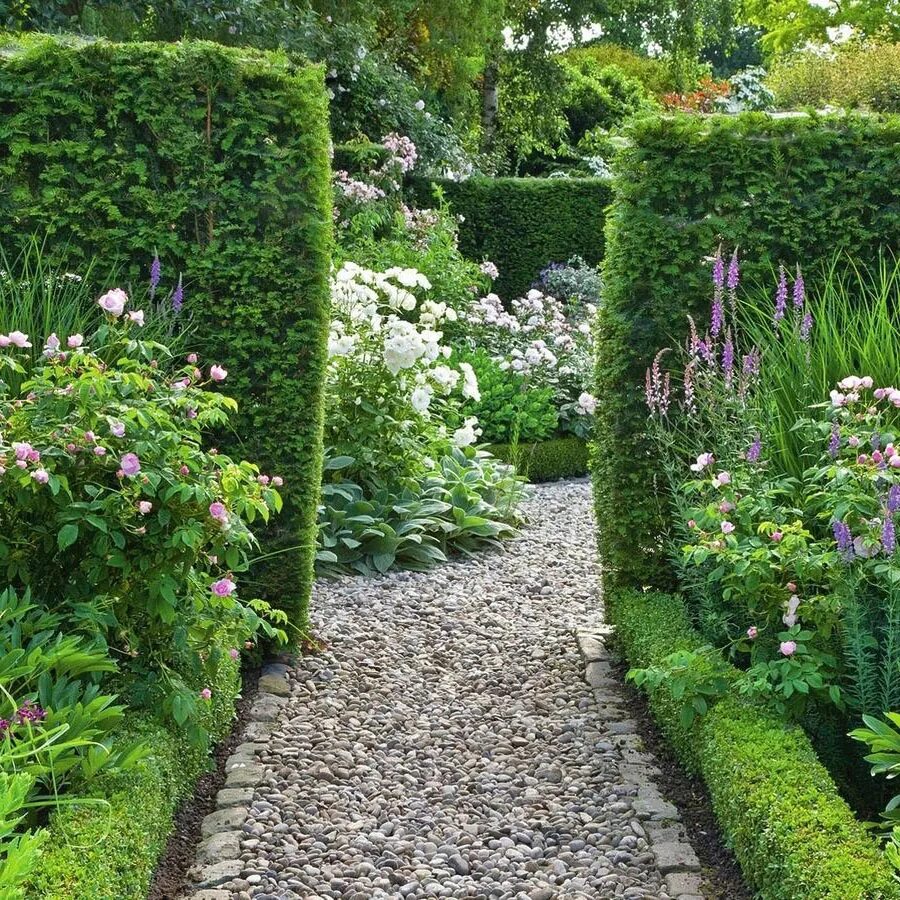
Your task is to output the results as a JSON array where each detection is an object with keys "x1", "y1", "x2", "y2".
[{"x1": 480, "y1": 59, "x2": 499, "y2": 154}]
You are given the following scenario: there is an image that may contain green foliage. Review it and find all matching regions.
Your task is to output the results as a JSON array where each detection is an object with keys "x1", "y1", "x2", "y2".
[
  {"x1": 611, "y1": 587, "x2": 900, "y2": 899},
  {"x1": 316, "y1": 447, "x2": 525, "y2": 577},
  {"x1": 457, "y1": 349, "x2": 557, "y2": 444},
  {"x1": 593, "y1": 112, "x2": 900, "y2": 590},
  {"x1": 408, "y1": 176, "x2": 612, "y2": 300},
  {"x1": 0, "y1": 36, "x2": 333, "y2": 623},
  {"x1": 0, "y1": 773, "x2": 44, "y2": 900},
  {"x1": 489, "y1": 437, "x2": 589, "y2": 483},
  {"x1": 563, "y1": 44, "x2": 677, "y2": 97},
  {"x1": 768, "y1": 41, "x2": 900, "y2": 113},
  {"x1": 23, "y1": 653, "x2": 240, "y2": 900}
]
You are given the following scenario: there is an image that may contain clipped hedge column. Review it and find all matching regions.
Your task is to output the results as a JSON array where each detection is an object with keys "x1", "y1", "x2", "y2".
[
  {"x1": 408, "y1": 176, "x2": 612, "y2": 299},
  {"x1": 594, "y1": 112, "x2": 900, "y2": 590},
  {"x1": 0, "y1": 37, "x2": 333, "y2": 623}
]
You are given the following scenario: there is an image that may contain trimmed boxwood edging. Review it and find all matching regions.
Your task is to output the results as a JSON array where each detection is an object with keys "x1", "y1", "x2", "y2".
[
  {"x1": 609, "y1": 588, "x2": 900, "y2": 900},
  {"x1": 0, "y1": 36, "x2": 333, "y2": 625},
  {"x1": 407, "y1": 176, "x2": 611, "y2": 300},
  {"x1": 489, "y1": 437, "x2": 589, "y2": 482},
  {"x1": 23, "y1": 656, "x2": 241, "y2": 900}
]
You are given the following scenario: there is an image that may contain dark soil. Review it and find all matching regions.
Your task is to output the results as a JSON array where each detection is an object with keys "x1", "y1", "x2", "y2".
[
  {"x1": 148, "y1": 668, "x2": 260, "y2": 900},
  {"x1": 609, "y1": 657, "x2": 752, "y2": 900}
]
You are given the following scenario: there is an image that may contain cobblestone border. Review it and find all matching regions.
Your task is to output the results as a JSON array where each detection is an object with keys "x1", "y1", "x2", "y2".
[
  {"x1": 575, "y1": 624, "x2": 707, "y2": 900},
  {"x1": 182, "y1": 658, "x2": 295, "y2": 899}
]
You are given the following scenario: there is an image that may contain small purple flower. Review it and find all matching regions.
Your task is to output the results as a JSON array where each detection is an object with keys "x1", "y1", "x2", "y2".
[
  {"x1": 828, "y1": 423, "x2": 840, "y2": 459},
  {"x1": 742, "y1": 347, "x2": 761, "y2": 378},
  {"x1": 746, "y1": 435, "x2": 762, "y2": 463},
  {"x1": 722, "y1": 331, "x2": 734, "y2": 385},
  {"x1": 793, "y1": 265, "x2": 805, "y2": 309},
  {"x1": 150, "y1": 254, "x2": 161, "y2": 299},
  {"x1": 710, "y1": 296, "x2": 724, "y2": 338},
  {"x1": 16, "y1": 701, "x2": 47, "y2": 724},
  {"x1": 712, "y1": 247, "x2": 725, "y2": 289},
  {"x1": 883, "y1": 516, "x2": 897, "y2": 555},
  {"x1": 833, "y1": 519, "x2": 853, "y2": 554},
  {"x1": 873, "y1": 432, "x2": 882, "y2": 451},
  {"x1": 888, "y1": 484, "x2": 900, "y2": 513},
  {"x1": 800, "y1": 309, "x2": 813, "y2": 342},
  {"x1": 774, "y1": 265, "x2": 788, "y2": 327},
  {"x1": 727, "y1": 249, "x2": 740, "y2": 292},
  {"x1": 172, "y1": 274, "x2": 184, "y2": 313}
]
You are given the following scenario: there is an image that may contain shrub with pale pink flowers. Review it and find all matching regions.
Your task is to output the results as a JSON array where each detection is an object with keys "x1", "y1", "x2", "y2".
[{"x1": 0, "y1": 310, "x2": 287, "y2": 742}]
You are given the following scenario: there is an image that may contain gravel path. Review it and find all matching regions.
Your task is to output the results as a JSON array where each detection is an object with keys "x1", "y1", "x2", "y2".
[{"x1": 205, "y1": 480, "x2": 688, "y2": 900}]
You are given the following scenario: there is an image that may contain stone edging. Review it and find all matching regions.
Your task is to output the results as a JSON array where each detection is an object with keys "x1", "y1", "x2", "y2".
[
  {"x1": 182, "y1": 659, "x2": 294, "y2": 900},
  {"x1": 575, "y1": 625, "x2": 707, "y2": 900}
]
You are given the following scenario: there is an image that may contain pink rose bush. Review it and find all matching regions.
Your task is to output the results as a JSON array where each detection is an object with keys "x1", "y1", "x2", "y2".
[{"x1": 0, "y1": 313, "x2": 286, "y2": 740}]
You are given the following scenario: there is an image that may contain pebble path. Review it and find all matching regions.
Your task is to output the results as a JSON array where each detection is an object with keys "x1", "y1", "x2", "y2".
[{"x1": 188, "y1": 480, "x2": 706, "y2": 900}]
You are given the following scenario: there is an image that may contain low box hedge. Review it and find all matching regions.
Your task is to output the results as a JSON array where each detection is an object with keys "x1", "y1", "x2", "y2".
[
  {"x1": 608, "y1": 588, "x2": 899, "y2": 900},
  {"x1": 23, "y1": 656, "x2": 241, "y2": 900},
  {"x1": 489, "y1": 437, "x2": 589, "y2": 482}
]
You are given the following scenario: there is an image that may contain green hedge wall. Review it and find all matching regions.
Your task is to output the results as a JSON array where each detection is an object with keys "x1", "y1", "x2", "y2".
[
  {"x1": 24, "y1": 655, "x2": 241, "y2": 900},
  {"x1": 610, "y1": 588, "x2": 900, "y2": 900},
  {"x1": 489, "y1": 437, "x2": 589, "y2": 482},
  {"x1": 0, "y1": 37, "x2": 333, "y2": 623},
  {"x1": 407, "y1": 176, "x2": 612, "y2": 299},
  {"x1": 594, "y1": 112, "x2": 900, "y2": 589}
]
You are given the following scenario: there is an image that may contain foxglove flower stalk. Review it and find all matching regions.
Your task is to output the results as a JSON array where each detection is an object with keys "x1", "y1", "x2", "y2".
[{"x1": 150, "y1": 254, "x2": 161, "y2": 299}]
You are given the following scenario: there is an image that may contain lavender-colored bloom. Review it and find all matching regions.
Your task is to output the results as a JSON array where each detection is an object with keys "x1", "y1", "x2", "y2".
[
  {"x1": 833, "y1": 519, "x2": 853, "y2": 553},
  {"x1": 828, "y1": 423, "x2": 841, "y2": 459},
  {"x1": 16, "y1": 701, "x2": 47, "y2": 724},
  {"x1": 800, "y1": 309, "x2": 813, "y2": 342},
  {"x1": 683, "y1": 360, "x2": 696, "y2": 413},
  {"x1": 727, "y1": 249, "x2": 740, "y2": 291},
  {"x1": 172, "y1": 274, "x2": 184, "y2": 313},
  {"x1": 746, "y1": 435, "x2": 762, "y2": 463},
  {"x1": 722, "y1": 331, "x2": 735, "y2": 386},
  {"x1": 888, "y1": 484, "x2": 900, "y2": 513},
  {"x1": 742, "y1": 346, "x2": 761, "y2": 377},
  {"x1": 150, "y1": 254, "x2": 161, "y2": 299},
  {"x1": 884, "y1": 516, "x2": 897, "y2": 555},
  {"x1": 712, "y1": 247, "x2": 725, "y2": 289},
  {"x1": 710, "y1": 296, "x2": 724, "y2": 338},
  {"x1": 793, "y1": 264, "x2": 805, "y2": 309},
  {"x1": 774, "y1": 266, "x2": 788, "y2": 326}
]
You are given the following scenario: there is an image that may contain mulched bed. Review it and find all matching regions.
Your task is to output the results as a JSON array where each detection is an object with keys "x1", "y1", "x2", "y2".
[
  {"x1": 610, "y1": 658, "x2": 752, "y2": 900},
  {"x1": 148, "y1": 668, "x2": 260, "y2": 900}
]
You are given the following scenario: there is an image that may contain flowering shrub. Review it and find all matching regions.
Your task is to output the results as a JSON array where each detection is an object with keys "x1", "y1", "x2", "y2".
[
  {"x1": 461, "y1": 287, "x2": 596, "y2": 441},
  {"x1": 0, "y1": 295, "x2": 286, "y2": 742},
  {"x1": 325, "y1": 261, "x2": 482, "y2": 483},
  {"x1": 661, "y1": 76, "x2": 730, "y2": 112}
]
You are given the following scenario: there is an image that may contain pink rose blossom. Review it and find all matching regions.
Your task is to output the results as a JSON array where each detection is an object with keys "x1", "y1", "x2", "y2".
[
  {"x1": 258, "y1": 475, "x2": 270, "y2": 486},
  {"x1": 120, "y1": 453, "x2": 141, "y2": 476},
  {"x1": 66, "y1": 443, "x2": 77, "y2": 453},
  {"x1": 110, "y1": 421, "x2": 125, "y2": 437},
  {"x1": 127, "y1": 309, "x2": 145, "y2": 327},
  {"x1": 186, "y1": 408, "x2": 197, "y2": 420},
  {"x1": 97, "y1": 288, "x2": 127, "y2": 316},
  {"x1": 210, "y1": 365, "x2": 227, "y2": 382},
  {"x1": 13, "y1": 442, "x2": 32, "y2": 461},
  {"x1": 780, "y1": 640, "x2": 797, "y2": 656},
  {"x1": 199, "y1": 688, "x2": 212, "y2": 701},
  {"x1": 771, "y1": 531, "x2": 783, "y2": 542},
  {"x1": 272, "y1": 476, "x2": 283, "y2": 487},
  {"x1": 786, "y1": 581, "x2": 797, "y2": 593},
  {"x1": 712, "y1": 471, "x2": 731, "y2": 488},
  {"x1": 84, "y1": 431, "x2": 96, "y2": 443},
  {"x1": 138, "y1": 501, "x2": 153, "y2": 515},
  {"x1": 180, "y1": 465, "x2": 190, "y2": 476},
  {"x1": 873, "y1": 450, "x2": 884, "y2": 464},
  {"x1": 31, "y1": 469, "x2": 49, "y2": 484},
  {"x1": 211, "y1": 578, "x2": 236, "y2": 597},
  {"x1": 67, "y1": 334, "x2": 84, "y2": 349},
  {"x1": 721, "y1": 521, "x2": 735, "y2": 534},
  {"x1": 93, "y1": 445, "x2": 107, "y2": 456},
  {"x1": 687, "y1": 519, "x2": 696, "y2": 529},
  {"x1": 15, "y1": 460, "x2": 26, "y2": 469},
  {"x1": 229, "y1": 648, "x2": 240, "y2": 660},
  {"x1": 7, "y1": 331, "x2": 31, "y2": 348},
  {"x1": 187, "y1": 353, "x2": 198, "y2": 364},
  {"x1": 747, "y1": 626, "x2": 758, "y2": 640},
  {"x1": 209, "y1": 501, "x2": 227, "y2": 522},
  {"x1": 858, "y1": 454, "x2": 869, "y2": 465}
]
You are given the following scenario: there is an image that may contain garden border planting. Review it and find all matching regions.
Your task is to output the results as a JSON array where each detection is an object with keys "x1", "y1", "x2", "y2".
[
  {"x1": 609, "y1": 588, "x2": 900, "y2": 900},
  {"x1": 488, "y1": 437, "x2": 589, "y2": 482},
  {"x1": 593, "y1": 111, "x2": 900, "y2": 589},
  {"x1": 23, "y1": 657, "x2": 241, "y2": 900},
  {"x1": 407, "y1": 175, "x2": 612, "y2": 299},
  {"x1": 0, "y1": 36, "x2": 333, "y2": 622}
]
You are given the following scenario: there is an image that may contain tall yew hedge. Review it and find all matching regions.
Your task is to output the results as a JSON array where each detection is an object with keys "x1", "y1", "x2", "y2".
[
  {"x1": 594, "y1": 112, "x2": 900, "y2": 589},
  {"x1": 0, "y1": 37, "x2": 333, "y2": 622},
  {"x1": 408, "y1": 176, "x2": 612, "y2": 299}
]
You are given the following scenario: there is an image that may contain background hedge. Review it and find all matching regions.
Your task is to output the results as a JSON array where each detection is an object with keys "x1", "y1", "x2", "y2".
[
  {"x1": 610, "y1": 588, "x2": 900, "y2": 900},
  {"x1": 407, "y1": 176, "x2": 612, "y2": 299},
  {"x1": 489, "y1": 437, "x2": 589, "y2": 482},
  {"x1": 593, "y1": 112, "x2": 900, "y2": 589},
  {"x1": 0, "y1": 36, "x2": 333, "y2": 623}
]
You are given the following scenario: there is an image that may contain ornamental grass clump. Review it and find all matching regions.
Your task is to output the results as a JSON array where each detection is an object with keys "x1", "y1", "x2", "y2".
[{"x1": 0, "y1": 288, "x2": 287, "y2": 745}]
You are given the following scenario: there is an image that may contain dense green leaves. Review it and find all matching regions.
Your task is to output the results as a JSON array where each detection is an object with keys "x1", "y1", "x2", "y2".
[
  {"x1": 593, "y1": 112, "x2": 900, "y2": 589},
  {"x1": 0, "y1": 37, "x2": 333, "y2": 622}
]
